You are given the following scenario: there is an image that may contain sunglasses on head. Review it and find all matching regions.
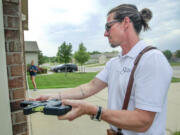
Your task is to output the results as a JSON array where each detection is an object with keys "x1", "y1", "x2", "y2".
[{"x1": 105, "y1": 20, "x2": 121, "y2": 32}]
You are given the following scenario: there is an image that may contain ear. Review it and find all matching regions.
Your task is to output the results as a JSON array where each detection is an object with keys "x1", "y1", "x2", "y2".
[{"x1": 123, "y1": 17, "x2": 131, "y2": 30}]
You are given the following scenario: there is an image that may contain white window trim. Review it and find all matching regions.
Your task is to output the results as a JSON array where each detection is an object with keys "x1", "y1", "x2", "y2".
[{"x1": 0, "y1": 0, "x2": 13, "y2": 134}]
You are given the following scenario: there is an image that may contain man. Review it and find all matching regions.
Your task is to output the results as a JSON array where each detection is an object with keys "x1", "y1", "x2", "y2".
[
  {"x1": 34, "y1": 4, "x2": 172, "y2": 135},
  {"x1": 29, "y1": 60, "x2": 38, "y2": 91}
]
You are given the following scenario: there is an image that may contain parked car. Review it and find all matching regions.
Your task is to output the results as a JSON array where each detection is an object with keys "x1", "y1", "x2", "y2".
[{"x1": 53, "y1": 64, "x2": 78, "y2": 72}]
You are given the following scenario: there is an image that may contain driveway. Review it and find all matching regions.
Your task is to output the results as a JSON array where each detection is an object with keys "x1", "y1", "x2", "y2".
[{"x1": 27, "y1": 83, "x2": 180, "y2": 135}]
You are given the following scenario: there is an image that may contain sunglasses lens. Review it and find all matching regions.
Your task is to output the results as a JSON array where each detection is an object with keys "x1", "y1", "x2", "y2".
[
  {"x1": 105, "y1": 20, "x2": 119, "y2": 32},
  {"x1": 105, "y1": 24, "x2": 110, "y2": 31}
]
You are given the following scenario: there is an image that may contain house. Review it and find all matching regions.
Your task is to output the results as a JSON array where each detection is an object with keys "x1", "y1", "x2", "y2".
[
  {"x1": 0, "y1": 0, "x2": 30, "y2": 134},
  {"x1": 99, "y1": 55, "x2": 107, "y2": 64},
  {"x1": 25, "y1": 41, "x2": 39, "y2": 65},
  {"x1": 87, "y1": 51, "x2": 119, "y2": 64}
]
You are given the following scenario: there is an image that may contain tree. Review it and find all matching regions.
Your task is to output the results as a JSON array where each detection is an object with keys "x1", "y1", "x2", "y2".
[
  {"x1": 74, "y1": 43, "x2": 90, "y2": 71},
  {"x1": 175, "y1": 50, "x2": 180, "y2": 58},
  {"x1": 89, "y1": 51, "x2": 101, "y2": 55},
  {"x1": 57, "y1": 42, "x2": 72, "y2": 63},
  {"x1": 163, "y1": 50, "x2": 172, "y2": 60},
  {"x1": 38, "y1": 50, "x2": 46, "y2": 65},
  {"x1": 49, "y1": 57, "x2": 58, "y2": 63}
]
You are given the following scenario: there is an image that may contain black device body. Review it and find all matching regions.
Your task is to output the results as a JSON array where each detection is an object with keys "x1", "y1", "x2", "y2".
[{"x1": 20, "y1": 99, "x2": 71, "y2": 116}]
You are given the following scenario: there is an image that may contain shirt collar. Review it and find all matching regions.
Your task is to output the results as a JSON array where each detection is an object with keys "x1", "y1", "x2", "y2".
[{"x1": 118, "y1": 40, "x2": 148, "y2": 59}]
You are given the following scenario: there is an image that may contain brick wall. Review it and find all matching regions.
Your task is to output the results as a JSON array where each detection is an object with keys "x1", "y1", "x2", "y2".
[{"x1": 2, "y1": 0, "x2": 28, "y2": 134}]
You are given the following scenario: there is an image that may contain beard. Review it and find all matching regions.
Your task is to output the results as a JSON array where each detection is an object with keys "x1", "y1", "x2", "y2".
[
  {"x1": 110, "y1": 43, "x2": 119, "y2": 48},
  {"x1": 108, "y1": 37, "x2": 120, "y2": 48}
]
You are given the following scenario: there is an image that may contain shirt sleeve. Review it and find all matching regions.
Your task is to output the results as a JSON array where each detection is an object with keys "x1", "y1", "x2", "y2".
[
  {"x1": 96, "y1": 60, "x2": 111, "y2": 84},
  {"x1": 134, "y1": 50, "x2": 173, "y2": 112}
]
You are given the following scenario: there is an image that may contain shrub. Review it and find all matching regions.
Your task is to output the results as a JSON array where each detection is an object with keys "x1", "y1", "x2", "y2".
[
  {"x1": 37, "y1": 67, "x2": 47, "y2": 74},
  {"x1": 26, "y1": 64, "x2": 47, "y2": 74}
]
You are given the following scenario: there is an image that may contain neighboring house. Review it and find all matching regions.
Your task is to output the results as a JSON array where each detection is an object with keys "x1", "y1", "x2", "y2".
[
  {"x1": 99, "y1": 55, "x2": 107, "y2": 64},
  {"x1": 171, "y1": 54, "x2": 180, "y2": 62},
  {"x1": 87, "y1": 54, "x2": 101, "y2": 64},
  {"x1": 87, "y1": 51, "x2": 119, "y2": 64},
  {"x1": 171, "y1": 57, "x2": 180, "y2": 62},
  {"x1": 25, "y1": 41, "x2": 39, "y2": 65}
]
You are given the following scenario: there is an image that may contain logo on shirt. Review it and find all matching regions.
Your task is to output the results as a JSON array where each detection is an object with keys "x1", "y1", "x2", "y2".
[{"x1": 119, "y1": 67, "x2": 131, "y2": 75}]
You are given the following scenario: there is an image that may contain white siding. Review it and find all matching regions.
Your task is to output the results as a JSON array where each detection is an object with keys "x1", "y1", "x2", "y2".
[
  {"x1": 25, "y1": 52, "x2": 38, "y2": 65},
  {"x1": 0, "y1": 0, "x2": 13, "y2": 134}
]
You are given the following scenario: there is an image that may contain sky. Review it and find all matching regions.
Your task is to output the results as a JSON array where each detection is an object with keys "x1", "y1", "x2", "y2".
[{"x1": 24, "y1": 0, "x2": 180, "y2": 57}]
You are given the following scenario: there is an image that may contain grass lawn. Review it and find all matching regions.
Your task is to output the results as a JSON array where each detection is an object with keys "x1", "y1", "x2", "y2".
[
  {"x1": 28, "y1": 72, "x2": 98, "y2": 89},
  {"x1": 28, "y1": 73, "x2": 180, "y2": 89},
  {"x1": 172, "y1": 77, "x2": 180, "y2": 83},
  {"x1": 173, "y1": 131, "x2": 180, "y2": 135},
  {"x1": 170, "y1": 62, "x2": 180, "y2": 66}
]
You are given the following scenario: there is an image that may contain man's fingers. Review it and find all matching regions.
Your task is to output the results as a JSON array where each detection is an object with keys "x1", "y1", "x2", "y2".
[
  {"x1": 28, "y1": 98, "x2": 36, "y2": 101},
  {"x1": 57, "y1": 108, "x2": 77, "y2": 121},
  {"x1": 62, "y1": 99, "x2": 76, "y2": 106},
  {"x1": 29, "y1": 95, "x2": 48, "y2": 101},
  {"x1": 27, "y1": 94, "x2": 59, "y2": 102}
]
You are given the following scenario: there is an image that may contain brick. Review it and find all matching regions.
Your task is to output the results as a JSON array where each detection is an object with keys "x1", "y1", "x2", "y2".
[
  {"x1": 3, "y1": 0, "x2": 10, "y2": 2},
  {"x1": 10, "y1": 100, "x2": 24, "y2": 112},
  {"x1": 13, "y1": 123, "x2": 27, "y2": 134},
  {"x1": 8, "y1": 41, "x2": 22, "y2": 52},
  {"x1": 12, "y1": 88, "x2": 25, "y2": 100},
  {"x1": 5, "y1": 30, "x2": 20, "y2": 40},
  {"x1": 6, "y1": 53, "x2": 22, "y2": 65},
  {"x1": 19, "y1": 132, "x2": 29, "y2": 135},
  {"x1": 3, "y1": 0, "x2": 29, "y2": 134},
  {"x1": 3, "y1": 2, "x2": 19, "y2": 16},
  {"x1": 10, "y1": 0, "x2": 19, "y2": 3},
  {"x1": 8, "y1": 76, "x2": 24, "y2": 88},
  {"x1": 10, "y1": 65, "x2": 24, "y2": 76},
  {"x1": 7, "y1": 16, "x2": 20, "y2": 28},
  {"x1": 13, "y1": 111, "x2": 27, "y2": 124}
]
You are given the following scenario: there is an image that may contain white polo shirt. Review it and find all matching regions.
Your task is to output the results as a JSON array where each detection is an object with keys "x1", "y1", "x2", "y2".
[{"x1": 96, "y1": 40, "x2": 173, "y2": 135}]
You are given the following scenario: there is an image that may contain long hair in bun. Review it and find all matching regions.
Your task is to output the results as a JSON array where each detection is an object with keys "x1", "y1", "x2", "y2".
[{"x1": 140, "y1": 8, "x2": 153, "y2": 31}]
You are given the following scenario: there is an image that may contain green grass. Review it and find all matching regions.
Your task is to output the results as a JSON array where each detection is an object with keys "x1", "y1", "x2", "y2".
[
  {"x1": 170, "y1": 62, "x2": 180, "y2": 66},
  {"x1": 173, "y1": 131, "x2": 180, "y2": 135},
  {"x1": 28, "y1": 72, "x2": 98, "y2": 89},
  {"x1": 172, "y1": 77, "x2": 180, "y2": 83},
  {"x1": 28, "y1": 73, "x2": 180, "y2": 89}
]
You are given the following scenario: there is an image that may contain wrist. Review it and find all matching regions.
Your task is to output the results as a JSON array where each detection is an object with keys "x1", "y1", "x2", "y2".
[
  {"x1": 83, "y1": 103, "x2": 97, "y2": 115},
  {"x1": 90, "y1": 106, "x2": 102, "y2": 121}
]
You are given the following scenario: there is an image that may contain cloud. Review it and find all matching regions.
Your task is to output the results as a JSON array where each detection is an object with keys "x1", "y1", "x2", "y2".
[
  {"x1": 25, "y1": 0, "x2": 180, "y2": 56},
  {"x1": 140, "y1": 0, "x2": 180, "y2": 52}
]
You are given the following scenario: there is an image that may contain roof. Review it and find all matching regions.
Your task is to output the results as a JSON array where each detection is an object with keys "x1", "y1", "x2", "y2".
[{"x1": 25, "y1": 41, "x2": 39, "y2": 52}]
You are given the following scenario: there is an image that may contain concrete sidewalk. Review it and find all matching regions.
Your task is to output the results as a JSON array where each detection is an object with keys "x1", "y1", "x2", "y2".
[{"x1": 28, "y1": 83, "x2": 180, "y2": 135}]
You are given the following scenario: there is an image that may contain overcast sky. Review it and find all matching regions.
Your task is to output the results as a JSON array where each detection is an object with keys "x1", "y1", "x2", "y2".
[{"x1": 24, "y1": 0, "x2": 180, "y2": 57}]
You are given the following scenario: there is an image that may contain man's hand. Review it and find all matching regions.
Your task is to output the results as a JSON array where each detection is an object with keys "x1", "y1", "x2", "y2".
[
  {"x1": 30, "y1": 94, "x2": 60, "y2": 101},
  {"x1": 57, "y1": 100, "x2": 96, "y2": 121}
]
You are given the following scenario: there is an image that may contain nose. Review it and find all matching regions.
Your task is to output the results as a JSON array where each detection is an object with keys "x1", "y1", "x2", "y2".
[{"x1": 104, "y1": 30, "x2": 109, "y2": 37}]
